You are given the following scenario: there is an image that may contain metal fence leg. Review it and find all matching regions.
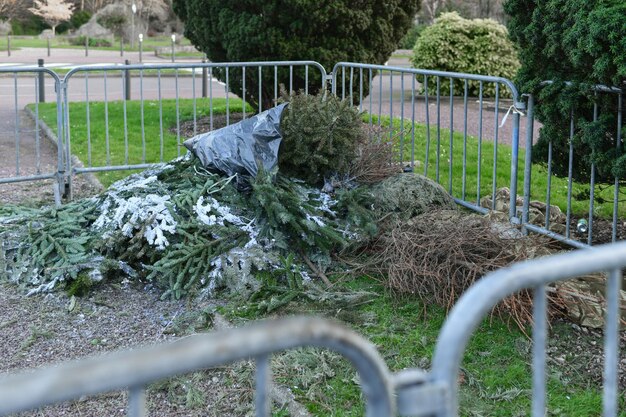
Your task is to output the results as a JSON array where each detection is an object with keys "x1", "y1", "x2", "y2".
[
  {"x1": 521, "y1": 95, "x2": 535, "y2": 234},
  {"x1": 509, "y1": 109, "x2": 522, "y2": 221}
]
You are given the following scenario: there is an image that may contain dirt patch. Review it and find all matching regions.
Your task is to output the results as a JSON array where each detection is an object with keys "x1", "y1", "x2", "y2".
[
  {"x1": 547, "y1": 319, "x2": 626, "y2": 391},
  {"x1": 569, "y1": 215, "x2": 626, "y2": 245},
  {"x1": 0, "y1": 281, "x2": 256, "y2": 416},
  {"x1": 172, "y1": 113, "x2": 249, "y2": 139}
]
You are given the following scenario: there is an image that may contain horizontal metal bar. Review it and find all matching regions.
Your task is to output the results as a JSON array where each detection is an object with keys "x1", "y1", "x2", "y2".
[
  {"x1": 64, "y1": 61, "x2": 327, "y2": 82},
  {"x1": 0, "y1": 67, "x2": 62, "y2": 82},
  {"x1": 0, "y1": 173, "x2": 57, "y2": 184},
  {"x1": 0, "y1": 317, "x2": 393, "y2": 417},
  {"x1": 332, "y1": 62, "x2": 523, "y2": 107},
  {"x1": 453, "y1": 198, "x2": 490, "y2": 214},
  {"x1": 523, "y1": 223, "x2": 589, "y2": 249},
  {"x1": 73, "y1": 164, "x2": 160, "y2": 174}
]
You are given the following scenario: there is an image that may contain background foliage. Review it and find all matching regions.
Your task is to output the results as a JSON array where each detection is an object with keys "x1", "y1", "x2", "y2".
[
  {"x1": 411, "y1": 12, "x2": 519, "y2": 98},
  {"x1": 505, "y1": 0, "x2": 626, "y2": 182},
  {"x1": 398, "y1": 23, "x2": 426, "y2": 50},
  {"x1": 173, "y1": 0, "x2": 420, "y2": 109}
]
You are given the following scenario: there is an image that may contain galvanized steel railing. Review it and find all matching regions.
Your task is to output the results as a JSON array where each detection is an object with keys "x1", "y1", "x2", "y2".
[
  {"x1": 61, "y1": 61, "x2": 327, "y2": 198},
  {"x1": 431, "y1": 240, "x2": 626, "y2": 417},
  {"x1": 521, "y1": 83, "x2": 624, "y2": 248},
  {"x1": 0, "y1": 242, "x2": 624, "y2": 416},
  {"x1": 0, "y1": 316, "x2": 394, "y2": 417},
  {"x1": 1, "y1": 61, "x2": 624, "y2": 248},
  {"x1": 331, "y1": 62, "x2": 526, "y2": 220},
  {"x1": 0, "y1": 66, "x2": 66, "y2": 205}
]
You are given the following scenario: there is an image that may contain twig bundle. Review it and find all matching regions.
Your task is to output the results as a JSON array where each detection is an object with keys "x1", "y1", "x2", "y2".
[
  {"x1": 348, "y1": 126, "x2": 403, "y2": 184},
  {"x1": 355, "y1": 210, "x2": 566, "y2": 330}
]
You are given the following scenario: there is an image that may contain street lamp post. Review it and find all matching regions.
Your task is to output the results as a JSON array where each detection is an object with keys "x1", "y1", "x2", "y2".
[
  {"x1": 131, "y1": 3, "x2": 137, "y2": 49},
  {"x1": 171, "y1": 34, "x2": 176, "y2": 63},
  {"x1": 138, "y1": 33, "x2": 143, "y2": 63}
]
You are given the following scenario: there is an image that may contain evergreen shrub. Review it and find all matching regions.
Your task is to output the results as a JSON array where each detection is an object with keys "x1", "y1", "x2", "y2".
[
  {"x1": 279, "y1": 92, "x2": 364, "y2": 185},
  {"x1": 505, "y1": 0, "x2": 626, "y2": 182},
  {"x1": 69, "y1": 36, "x2": 112, "y2": 47},
  {"x1": 398, "y1": 24, "x2": 426, "y2": 50},
  {"x1": 411, "y1": 12, "x2": 520, "y2": 97},
  {"x1": 173, "y1": 0, "x2": 420, "y2": 109}
]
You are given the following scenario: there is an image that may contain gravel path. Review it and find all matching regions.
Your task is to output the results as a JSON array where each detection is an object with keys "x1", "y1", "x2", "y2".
[{"x1": 0, "y1": 281, "x2": 259, "y2": 416}]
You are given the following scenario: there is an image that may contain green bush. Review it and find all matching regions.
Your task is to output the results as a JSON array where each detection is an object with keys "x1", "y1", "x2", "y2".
[
  {"x1": 97, "y1": 13, "x2": 126, "y2": 34},
  {"x1": 71, "y1": 10, "x2": 92, "y2": 29},
  {"x1": 278, "y1": 92, "x2": 364, "y2": 185},
  {"x1": 69, "y1": 36, "x2": 112, "y2": 47},
  {"x1": 411, "y1": 12, "x2": 520, "y2": 97},
  {"x1": 58, "y1": 10, "x2": 92, "y2": 33},
  {"x1": 173, "y1": 0, "x2": 420, "y2": 110},
  {"x1": 506, "y1": 0, "x2": 626, "y2": 182},
  {"x1": 398, "y1": 23, "x2": 426, "y2": 50},
  {"x1": 10, "y1": 15, "x2": 48, "y2": 35}
]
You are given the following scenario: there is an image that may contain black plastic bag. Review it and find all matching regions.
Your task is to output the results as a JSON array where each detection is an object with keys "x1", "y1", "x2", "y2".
[{"x1": 183, "y1": 104, "x2": 287, "y2": 181}]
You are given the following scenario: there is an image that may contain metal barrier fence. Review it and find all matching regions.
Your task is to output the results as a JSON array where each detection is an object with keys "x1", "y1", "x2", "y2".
[
  {"x1": 331, "y1": 62, "x2": 526, "y2": 220},
  {"x1": 1, "y1": 241, "x2": 624, "y2": 416},
  {"x1": 430, "y1": 240, "x2": 625, "y2": 417},
  {"x1": 1, "y1": 61, "x2": 624, "y2": 248},
  {"x1": 61, "y1": 61, "x2": 327, "y2": 198},
  {"x1": 521, "y1": 83, "x2": 624, "y2": 248},
  {"x1": 0, "y1": 67, "x2": 66, "y2": 205}
]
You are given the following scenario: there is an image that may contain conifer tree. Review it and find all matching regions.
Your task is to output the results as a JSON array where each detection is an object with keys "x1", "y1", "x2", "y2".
[{"x1": 173, "y1": 0, "x2": 420, "y2": 108}]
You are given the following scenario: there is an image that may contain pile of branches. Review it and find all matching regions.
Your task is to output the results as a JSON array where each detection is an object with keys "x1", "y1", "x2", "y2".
[
  {"x1": 0, "y1": 158, "x2": 377, "y2": 301},
  {"x1": 354, "y1": 210, "x2": 567, "y2": 330}
]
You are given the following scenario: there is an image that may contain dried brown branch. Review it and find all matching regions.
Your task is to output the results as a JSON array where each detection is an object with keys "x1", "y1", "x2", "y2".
[
  {"x1": 350, "y1": 210, "x2": 567, "y2": 331},
  {"x1": 347, "y1": 125, "x2": 403, "y2": 184}
]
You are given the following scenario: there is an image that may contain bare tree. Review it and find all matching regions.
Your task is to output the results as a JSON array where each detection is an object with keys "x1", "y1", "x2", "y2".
[
  {"x1": 28, "y1": 0, "x2": 74, "y2": 35},
  {"x1": 0, "y1": 0, "x2": 30, "y2": 23},
  {"x1": 118, "y1": 0, "x2": 169, "y2": 23},
  {"x1": 421, "y1": 0, "x2": 446, "y2": 23},
  {"x1": 83, "y1": 0, "x2": 115, "y2": 13}
]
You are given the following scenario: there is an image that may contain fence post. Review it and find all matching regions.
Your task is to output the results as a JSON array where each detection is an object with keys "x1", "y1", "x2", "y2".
[
  {"x1": 85, "y1": 36, "x2": 88, "y2": 57},
  {"x1": 521, "y1": 94, "x2": 534, "y2": 235},
  {"x1": 138, "y1": 34, "x2": 143, "y2": 63},
  {"x1": 124, "y1": 59, "x2": 131, "y2": 100},
  {"x1": 47, "y1": 36, "x2": 50, "y2": 57},
  {"x1": 202, "y1": 59, "x2": 208, "y2": 98},
  {"x1": 509, "y1": 109, "x2": 522, "y2": 221},
  {"x1": 7, "y1": 34, "x2": 10, "y2": 57},
  {"x1": 171, "y1": 34, "x2": 175, "y2": 63},
  {"x1": 38, "y1": 59, "x2": 45, "y2": 103},
  {"x1": 120, "y1": 38, "x2": 124, "y2": 57}
]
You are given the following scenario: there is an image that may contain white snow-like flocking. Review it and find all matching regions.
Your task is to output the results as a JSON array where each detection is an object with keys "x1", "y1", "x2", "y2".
[{"x1": 93, "y1": 192, "x2": 177, "y2": 250}]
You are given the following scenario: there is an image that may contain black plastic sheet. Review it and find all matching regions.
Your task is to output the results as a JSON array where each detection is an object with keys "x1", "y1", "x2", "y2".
[{"x1": 183, "y1": 104, "x2": 287, "y2": 181}]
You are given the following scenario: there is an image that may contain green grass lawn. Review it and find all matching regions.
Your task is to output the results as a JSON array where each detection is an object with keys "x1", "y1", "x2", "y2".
[
  {"x1": 30, "y1": 97, "x2": 244, "y2": 186},
  {"x1": 0, "y1": 35, "x2": 193, "y2": 52},
  {"x1": 29, "y1": 99, "x2": 621, "y2": 218},
  {"x1": 218, "y1": 277, "x2": 619, "y2": 416}
]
